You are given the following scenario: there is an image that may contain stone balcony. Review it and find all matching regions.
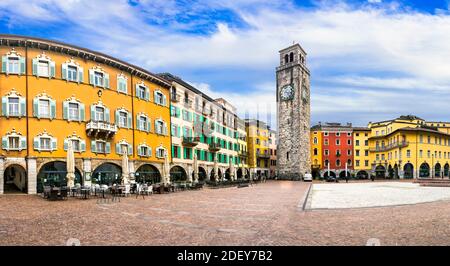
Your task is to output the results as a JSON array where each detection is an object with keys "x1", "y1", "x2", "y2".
[
  {"x1": 256, "y1": 152, "x2": 270, "y2": 159},
  {"x1": 86, "y1": 120, "x2": 118, "y2": 139}
]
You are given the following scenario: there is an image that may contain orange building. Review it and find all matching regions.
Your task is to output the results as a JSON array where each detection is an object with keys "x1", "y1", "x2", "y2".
[{"x1": 0, "y1": 35, "x2": 171, "y2": 194}]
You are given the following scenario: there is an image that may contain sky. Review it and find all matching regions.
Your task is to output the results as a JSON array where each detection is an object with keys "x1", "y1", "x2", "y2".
[{"x1": 1, "y1": 0, "x2": 450, "y2": 128}]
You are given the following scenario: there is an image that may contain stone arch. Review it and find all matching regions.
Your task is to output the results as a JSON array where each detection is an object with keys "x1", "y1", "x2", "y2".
[
  {"x1": 92, "y1": 162, "x2": 122, "y2": 185},
  {"x1": 419, "y1": 162, "x2": 430, "y2": 178},
  {"x1": 435, "y1": 163, "x2": 441, "y2": 178},
  {"x1": 388, "y1": 164, "x2": 394, "y2": 179},
  {"x1": 37, "y1": 161, "x2": 82, "y2": 193},
  {"x1": 444, "y1": 163, "x2": 449, "y2": 177},
  {"x1": 403, "y1": 163, "x2": 414, "y2": 179},
  {"x1": 225, "y1": 168, "x2": 231, "y2": 180},
  {"x1": 356, "y1": 170, "x2": 369, "y2": 179},
  {"x1": 135, "y1": 164, "x2": 161, "y2": 184},
  {"x1": 237, "y1": 168, "x2": 243, "y2": 179},
  {"x1": 323, "y1": 171, "x2": 336, "y2": 178},
  {"x1": 284, "y1": 54, "x2": 289, "y2": 64},
  {"x1": 170, "y1": 165, "x2": 187, "y2": 182},
  {"x1": 375, "y1": 165, "x2": 386, "y2": 178},
  {"x1": 339, "y1": 170, "x2": 350, "y2": 178},
  {"x1": 197, "y1": 166, "x2": 207, "y2": 181},
  {"x1": 312, "y1": 169, "x2": 320, "y2": 179},
  {"x1": 3, "y1": 164, "x2": 27, "y2": 193}
]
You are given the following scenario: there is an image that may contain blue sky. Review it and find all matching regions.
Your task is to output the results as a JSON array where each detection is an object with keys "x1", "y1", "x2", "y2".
[{"x1": 1, "y1": 0, "x2": 450, "y2": 128}]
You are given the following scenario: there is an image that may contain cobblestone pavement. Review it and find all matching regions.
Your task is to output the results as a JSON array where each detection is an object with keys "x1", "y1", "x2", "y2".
[{"x1": 1, "y1": 180, "x2": 450, "y2": 246}]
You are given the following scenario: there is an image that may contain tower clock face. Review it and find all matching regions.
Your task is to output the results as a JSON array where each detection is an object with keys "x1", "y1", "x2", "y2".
[{"x1": 280, "y1": 85, "x2": 294, "y2": 101}]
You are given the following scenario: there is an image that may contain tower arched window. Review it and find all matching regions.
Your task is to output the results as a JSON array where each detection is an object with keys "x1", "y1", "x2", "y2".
[
  {"x1": 289, "y1": 52, "x2": 294, "y2": 62},
  {"x1": 284, "y1": 54, "x2": 289, "y2": 64}
]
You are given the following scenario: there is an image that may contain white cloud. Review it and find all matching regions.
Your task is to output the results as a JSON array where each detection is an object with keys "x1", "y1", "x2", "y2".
[{"x1": 2, "y1": 1, "x2": 450, "y2": 127}]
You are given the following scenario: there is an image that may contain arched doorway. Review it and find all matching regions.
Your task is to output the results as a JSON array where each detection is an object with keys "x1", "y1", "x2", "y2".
[
  {"x1": 225, "y1": 168, "x2": 231, "y2": 180},
  {"x1": 403, "y1": 163, "x2": 414, "y2": 179},
  {"x1": 356, "y1": 170, "x2": 368, "y2": 179},
  {"x1": 393, "y1": 164, "x2": 399, "y2": 179},
  {"x1": 37, "y1": 161, "x2": 82, "y2": 193},
  {"x1": 435, "y1": 163, "x2": 441, "y2": 178},
  {"x1": 444, "y1": 163, "x2": 449, "y2": 178},
  {"x1": 375, "y1": 165, "x2": 386, "y2": 178},
  {"x1": 388, "y1": 165, "x2": 394, "y2": 179},
  {"x1": 312, "y1": 169, "x2": 321, "y2": 179},
  {"x1": 135, "y1": 164, "x2": 161, "y2": 184},
  {"x1": 237, "y1": 168, "x2": 243, "y2": 179},
  {"x1": 170, "y1": 166, "x2": 187, "y2": 182},
  {"x1": 339, "y1": 171, "x2": 350, "y2": 179},
  {"x1": 323, "y1": 171, "x2": 336, "y2": 178},
  {"x1": 198, "y1": 167, "x2": 207, "y2": 181},
  {"x1": 92, "y1": 163, "x2": 122, "y2": 185},
  {"x1": 419, "y1": 163, "x2": 430, "y2": 178},
  {"x1": 3, "y1": 164, "x2": 27, "y2": 193}
]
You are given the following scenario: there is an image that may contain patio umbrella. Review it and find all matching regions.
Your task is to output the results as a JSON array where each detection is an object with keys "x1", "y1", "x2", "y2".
[
  {"x1": 121, "y1": 149, "x2": 129, "y2": 185},
  {"x1": 192, "y1": 151, "x2": 198, "y2": 183},
  {"x1": 66, "y1": 141, "x2": 75, "y2": 188},
  {"x1": 230, "y1": 158, "x2": 235, "y2": 181},
  {"x1": 163, "y1": 151, "x2": 171, "y2": 185},
  {"x1": 214, "y1": 154, "x2": 219, "y2": 182}
]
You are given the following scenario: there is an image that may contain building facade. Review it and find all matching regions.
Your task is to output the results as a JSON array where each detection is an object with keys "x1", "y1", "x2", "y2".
[
  {"x1": 160, "y1": 73, "x2": 246, "y2": 182},
  {"x1": 0, "y1": 35, "x2": 172, "y2": 194},
  {"x1": 368, "y1": 115, "x2": 450, "y2": 179},
  {"x1": 276, "y1": 43, "x2": 311, "y2": 180},
  {"x1": 312, "y1": 123, "x2": 353, "y2": 178},
  {"x1": 246, "y1": 119, "x2": 270, "y2": 179},
  {"x1": 352, "y1": 127, "x2": 371, "y2": 179}
]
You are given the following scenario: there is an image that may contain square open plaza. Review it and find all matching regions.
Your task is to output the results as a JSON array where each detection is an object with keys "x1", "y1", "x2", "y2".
[{"x1": 2, "y1": 35, "x2": 450, "y2": 246}]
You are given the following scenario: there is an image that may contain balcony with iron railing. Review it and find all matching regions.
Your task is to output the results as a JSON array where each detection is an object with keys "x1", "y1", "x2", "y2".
[
  {"x1": 208, "y1": 142, "x2": 221, "y2": 152},
  {"x1": 86, "y1": 120, "x2": 118, "y2": 138},
  {"x1": 238, "y1": 151, "x2": 249, "y2": 158},
  {"x1": 256, "y1": 151, "x2": 270, "y2": 159},
  {"x1": 370, "y1": 141, "x2": 409, "y2": 152},
  {"x1": 183, "y1": 98, "x2": 192, "y2": 108},
  {"x1": 182, "y1": 136, "x2": 200, "y2": 147}
]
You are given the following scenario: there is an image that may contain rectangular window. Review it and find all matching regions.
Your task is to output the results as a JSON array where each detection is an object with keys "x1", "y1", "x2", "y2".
[
  {"x1": 356, "y1": 160, "x2": 360, "y2": 167},
  {"x1": 419, "y1": 150, "x2": 423, "y2": 158},
  {"x1": 96, "y1": 142, "x2": 105, "y2": 153},
  {"x1": 71, "y1": 139, "x2": 80, "y2": 151},
  {"x1": 376, "y1": 154, "x2": 380, "y2": 161},
  {"x1": 67, "y1": 66, "x2": 78, "y2": 81},
  {"x1": 336, "y1": 139, "x2": 340, "y2": 145},
  {"x1": 356, "y1": 150, "x2": 360, "y2": 156},
  {"x1": 324, "y1": 139, "x2": 329, "y2": 145},
  {"x1": 39, "y1": 99, "x2": 50, "y2": 118},
  {"x1": 355, "y1": 140, "x2": 360, "y2": 146},
  {"x1": 38, "y1": 60, "x2": 49, "y2": 77},
  {"x1": 119, "y1": 111, "x2": 127, "y2": 127},
  {"x1": 157, "y1": 149, "x2": 165, "y2": 158},
  {"x1": 365, "y1": 160, "x2": 369, "y2": 167},
  {"x1": 324, "y1": 149, "x2": 329, "y2": 156},
  {"x1": 364, "y1": 140, "x2": 368, "y2": 146},
  {"x1": 69, "y1": 103, "x2": 79, "y2": 120},
  {"x1": 140, "y1": 146, "x2": 148, "y2": 156},
  {"x1": 137, "y1": 86, "x2": 146, "y2": 99},
  {"x1": 347, "y1": 139, "x2": 351, "y2": 145},
  {"x1": 365, "y1": 150, "x2": 369, "y2": 156},
  {"x1": 347, "y1": 150, "x2": 351, "y2": 155},
  {"x1": 381, "y1": 154, "x2": 385, "y2": 160},
  {"x1": 95, "y1": 107, "x2": 104, "y2": 122},
  {"x1": 156, "y1": 121, "x2": 164, "y2": 134},
  {"x1": 155, "y1": 92, "x2": 163, "y2": 104},
  {"x1": 8, "y1": 57, "x2": 19, "y2": 74},
  {"x1": 8, "y1": 97, "x2": 19, "y2": 116},
  {"x1": 40, "y1": 137, "x2": 51, "y2": 150},
  {"x1": 94, "y1": 71, "x2": 104, "y2": 86},
  {"x1": 419, "y1": 135, "x2": 423, "y2": 143},
  {"x1": 406, "y1": 150, "x2": 411, "y2": 158},
  {"x1": 8, "y1": 136, "x2": 19, "y2": 149},
  {"x1": 139, "y1": 116, "x2": 147, "y2": 131}
]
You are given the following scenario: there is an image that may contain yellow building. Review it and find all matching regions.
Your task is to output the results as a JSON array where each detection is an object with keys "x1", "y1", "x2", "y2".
[
  {"x1": 0, "y1": 35, "x2": 171, "y2": 194},
  {"x1": 246, "y1": 119, "x2": 270, "y2": 179},
  {"x1": 310, "y1": 126, "x2": 322, "y2": 178},
  {"x1": 368, "y1": 115, "x2": 450, "y2": 179},
  {"x1": 352, "y1": 127, "x2": 371, "y2": 178}
]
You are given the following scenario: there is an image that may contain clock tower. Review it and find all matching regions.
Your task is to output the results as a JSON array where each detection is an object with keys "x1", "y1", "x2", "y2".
[{"x1": 276, "y1": 43, "x2": 311, "y2": 180}]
